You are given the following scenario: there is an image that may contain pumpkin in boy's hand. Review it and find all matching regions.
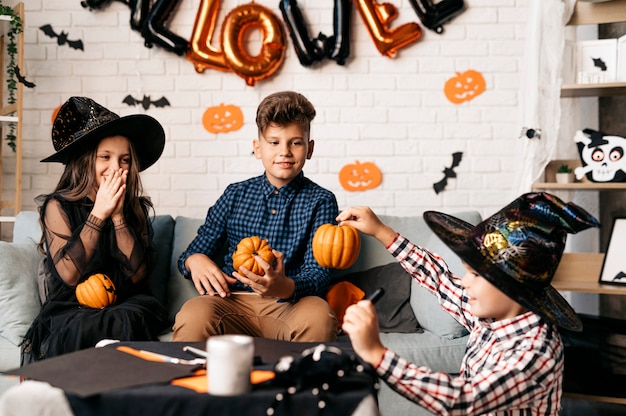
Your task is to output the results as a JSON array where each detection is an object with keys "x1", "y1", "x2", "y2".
[
  {"x1": 312, "y1": 224, "x2": 361, "y2": 269},
  {"x1": 232, "y1": 236, "x2": 275, "y2": 276},
  {"x1": 76, "y1": 273, "x2": 117, "y2": 309}
]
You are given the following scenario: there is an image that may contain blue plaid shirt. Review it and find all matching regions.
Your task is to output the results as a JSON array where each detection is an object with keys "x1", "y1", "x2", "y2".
[{"x1": 178, "y1": 172, "x2": 339, "y2": 301}]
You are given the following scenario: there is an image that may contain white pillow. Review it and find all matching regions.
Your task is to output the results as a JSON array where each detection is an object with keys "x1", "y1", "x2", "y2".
[{"x1": 0, "y1": 242, "x2": 44, "y2": 346}]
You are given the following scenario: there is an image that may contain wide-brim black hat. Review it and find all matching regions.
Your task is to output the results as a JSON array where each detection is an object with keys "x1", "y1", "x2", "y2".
[
  {"x1": 424, "y1": 192, "x2": 600, "y2": 332},
  {"x1": 42, "y1": 97, "x2": 165, "y2": 172}
]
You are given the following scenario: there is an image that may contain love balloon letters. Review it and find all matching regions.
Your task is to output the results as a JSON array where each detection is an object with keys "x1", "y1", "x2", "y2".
[{"x1": 82, "y1": 0, "x2": 465, "y2": 85}]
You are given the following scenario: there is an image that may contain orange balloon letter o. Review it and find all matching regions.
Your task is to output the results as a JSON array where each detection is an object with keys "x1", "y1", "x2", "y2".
[{"x1": 221, "y1": 3, "x2": 286, "y2": 86}]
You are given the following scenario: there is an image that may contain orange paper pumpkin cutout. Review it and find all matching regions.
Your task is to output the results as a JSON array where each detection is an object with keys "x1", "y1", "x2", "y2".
[
  {"x1": 444, "y1": 69, "x2": 486, "y2": 104},
  {"x1": 202, "y1": 103, "x2": 244, "y2": 133},
  {"x1": 339, "y1": 160, "x2": 382, "y2": 192},
  {"x1": 51, "y1": 105, "x2": 61, "y2": 124}
]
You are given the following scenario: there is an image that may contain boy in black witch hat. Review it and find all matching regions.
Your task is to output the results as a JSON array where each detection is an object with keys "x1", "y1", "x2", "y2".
[{"x1": 338, "y1": 192, "x2": 599, "y2": 415}]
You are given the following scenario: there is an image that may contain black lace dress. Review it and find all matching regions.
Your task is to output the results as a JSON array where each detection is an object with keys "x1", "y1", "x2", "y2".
[{"x1": 21, "y1": 195, "x2": 169, "y2": 364}]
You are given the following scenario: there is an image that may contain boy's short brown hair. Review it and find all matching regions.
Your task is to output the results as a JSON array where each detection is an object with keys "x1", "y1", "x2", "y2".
[{"x1": 255, "y1": 91, "x2": 316, "y2": 138}]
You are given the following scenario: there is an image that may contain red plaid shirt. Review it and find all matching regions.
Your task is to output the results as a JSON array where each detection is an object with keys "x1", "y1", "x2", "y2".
[{"x1": 376, "y1": 234, "x2": 564, "y2": 415}]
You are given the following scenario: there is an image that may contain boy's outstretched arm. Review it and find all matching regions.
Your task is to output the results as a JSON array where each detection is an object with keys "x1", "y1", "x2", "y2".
[
  {"x1": 342, "y1": 300, "x2": 386, "y2": 367},
  {"x1": 337, "y1": 206, "x2": 398, "y2": 247}
]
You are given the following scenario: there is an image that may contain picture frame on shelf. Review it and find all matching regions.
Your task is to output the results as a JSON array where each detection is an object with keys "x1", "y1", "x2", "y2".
[
  {"x1": 599, "y1": 217, "x2": 626, "y2": 286},
  {"x1": 617, "y1": 34, "x2": 626, "y2": 82},
  {"x1": 576, "y1": 39, "x2": 617, "y2": 84}
]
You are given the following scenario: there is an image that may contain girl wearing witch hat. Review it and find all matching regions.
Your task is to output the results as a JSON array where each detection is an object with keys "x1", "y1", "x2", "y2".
[
  {"x1": 338, "y1": 192, "x2": 599, "y2": 415},
  {"x1": 22, "y1": 97, "x2": 169, "y2": 363}
]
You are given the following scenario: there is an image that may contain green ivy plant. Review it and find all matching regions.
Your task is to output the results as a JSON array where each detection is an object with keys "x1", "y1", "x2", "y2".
[{"x1": 0, "y1": 4, "x2": 22, "y2": 152}]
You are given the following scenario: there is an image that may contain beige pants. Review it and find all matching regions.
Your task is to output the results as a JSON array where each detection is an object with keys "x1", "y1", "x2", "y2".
[{"x1": 172, "y1": 292, "x2": 338, "y2": 342}]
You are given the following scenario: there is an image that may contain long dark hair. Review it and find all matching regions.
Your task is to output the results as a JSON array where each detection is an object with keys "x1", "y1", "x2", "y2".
[{"x1": 38, "y1": 138, "x2": 154, "y2": 253}]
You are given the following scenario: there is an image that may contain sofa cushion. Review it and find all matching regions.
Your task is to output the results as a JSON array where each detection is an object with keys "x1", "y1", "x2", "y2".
[
  {"x1": 148, "y1": 215, "x2": 175, "y2": 308},
  {"x1": 410, "y1": 284, "x2": 468, "y2": 339},
  {"x1": 168, "y1": 216, "x2": 205, "y2": 321},
  {"x1": 407, "y1": 210, "x2": 481, "y2": 339},
  {"x1": 12, "y1": 211, "x2": 42, "y2": 244},
  {"x1": 339, "y1": 262, "x2": 421, "y2": 333},
  {"x1": 0, "y1": 242, "x2": 44, "y2": 346}
]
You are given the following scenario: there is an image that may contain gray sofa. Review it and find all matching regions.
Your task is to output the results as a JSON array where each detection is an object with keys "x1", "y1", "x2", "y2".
[{"x1": 0, "y1": 210, "x2": 481, "y2": 415}]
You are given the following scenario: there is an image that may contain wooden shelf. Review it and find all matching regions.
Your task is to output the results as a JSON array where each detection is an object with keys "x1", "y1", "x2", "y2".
[
  {"x1": 533, "y1": 182, "x2": 626, "y2": 191},
  {"x1": 532, "y1": 159, "x2": 626, "y2": 191},
  {"x1": 567, "y1": 0, "x2": 626, "y2": 25},
  {"x1": 559, "y1": 2, "x2": 626, "y2": 407},
  {"x1": 552, "y1": 253, "x2": 626, "y2": 295},
  {"x1": 561, "y1": 82, "x2": 626, "y2": 98}
]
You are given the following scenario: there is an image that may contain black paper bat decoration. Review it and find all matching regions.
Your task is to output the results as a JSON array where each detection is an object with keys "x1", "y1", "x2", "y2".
[
  {"x1": 39, "y1": 24, "x2": 84, "y2": 50},
  {"x1": 613, "y1": 271, "x2": 626, "y2": 281},
  {"x1": 122, "y1": 95, "x2": 170, "y2": 110},
  {"x1": 13, "y1": 65, "x2": 35, "y2": 88},
  {"x1": 433, "y1": 152, "x2": 463, "y2": 194},
  {"x1": 123, "y1": 95, "x2": 170, "y2": 110},
  {"x1": 592, "y1": 57, "x2": 607, "y2": 71}
]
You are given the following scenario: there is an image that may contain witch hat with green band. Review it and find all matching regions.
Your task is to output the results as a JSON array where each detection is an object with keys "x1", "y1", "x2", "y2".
[
  {"x1": 42, "y1": 96, "x2": 165, "y2": 172},
  {"x1": 424, "y1": 192, "x2": 600, "y2": 331}
]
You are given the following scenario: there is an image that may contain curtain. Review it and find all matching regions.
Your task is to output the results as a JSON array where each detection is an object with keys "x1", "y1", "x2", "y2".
[{"x1": 515, "y1": 0, "x2": 576, "y2": 194}]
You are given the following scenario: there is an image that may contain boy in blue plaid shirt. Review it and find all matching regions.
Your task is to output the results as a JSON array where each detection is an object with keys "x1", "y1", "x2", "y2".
[
  {"x1": 339, "y1": 193, "x2": 599, "y2": 415},
  {"x1": 173, "y1": 91, "x2": 339, "y2": 343}
]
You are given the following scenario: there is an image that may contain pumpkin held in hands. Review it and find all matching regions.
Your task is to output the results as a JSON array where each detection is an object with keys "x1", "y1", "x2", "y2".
[
  {"x1": 312, "y1": 224, "x2": 361, "y2": 269},
  {"x1": 232, "y1": 236, "x2": 276, "y2": 276},
  {"x1": 75, "y1": 273, "x2": 117, "y2": 309}
]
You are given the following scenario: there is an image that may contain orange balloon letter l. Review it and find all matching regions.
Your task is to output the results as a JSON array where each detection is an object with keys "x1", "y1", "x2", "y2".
[{"x1": 187, "y1": 0, "x2": 230, "y2": 73}]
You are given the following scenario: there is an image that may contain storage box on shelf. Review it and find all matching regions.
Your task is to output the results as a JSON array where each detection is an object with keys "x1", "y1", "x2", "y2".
[{"x1": 562, "y1": 0, "x2": 626, "y2": 98}]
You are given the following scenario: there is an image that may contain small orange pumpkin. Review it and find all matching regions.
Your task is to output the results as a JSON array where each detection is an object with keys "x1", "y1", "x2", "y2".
[
  {"x1": 232, "y1": 236, "x2": 276, "y2": 276},
  {"x1": 443, "y1": 69, "x2": 486, "y2": 104},
  {"x1": 202, "y1": 103, "x2": 244, "y2": 133},
  {"x1": 75, "y1": 273, "x2": 117, "y2": 309},
  {"x1": 312, "y1": 224, "x2": 361, "y2": 269},
  {"x1": 338, "y1": 161, "x2": 382, "y2": 192}
]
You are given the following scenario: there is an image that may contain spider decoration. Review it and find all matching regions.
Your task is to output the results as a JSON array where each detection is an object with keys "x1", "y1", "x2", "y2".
[{"x1": 266, "y1": 344, "x2": 378, "y2": 416}]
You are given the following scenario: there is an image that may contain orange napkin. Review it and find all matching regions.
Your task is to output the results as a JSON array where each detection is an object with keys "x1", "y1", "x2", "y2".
[
  {"x1": 171, "y1": 369, "x2": 276, "y2": 393},
  {"x1": 326, "y1": 281, "x2": 365, "y2": 329}
]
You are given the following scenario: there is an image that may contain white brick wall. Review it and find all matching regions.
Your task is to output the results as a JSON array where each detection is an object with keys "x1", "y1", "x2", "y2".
[{"x1": 2, "y1": 0, "x2": 532, "y2": 223}]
